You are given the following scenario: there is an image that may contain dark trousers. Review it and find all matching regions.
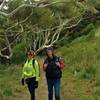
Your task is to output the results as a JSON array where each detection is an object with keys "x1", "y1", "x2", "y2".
[
  {"x1": 26, "y1": 77, "x2": 36, "y2": 100},
  {"x1": 47, "y1": 78, "x2": 61, "y2": 100}
]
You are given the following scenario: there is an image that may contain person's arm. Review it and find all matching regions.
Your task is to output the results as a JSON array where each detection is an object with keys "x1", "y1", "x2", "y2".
[
  {"x1": 22, "y1": 66, "x2": 25, "y2": 79},
  {"x1": 56, "y1": 62, "x2": 60, "y2": 67},
  {"x1": 34, "y1": 60, "x2": 40, "y2": 81},
  {"x1": 55, "y1": 57, "x2": 60, "y2": 68},
  {"x1": 43, "y1": 59, "x2": 48, "y2": 71}
]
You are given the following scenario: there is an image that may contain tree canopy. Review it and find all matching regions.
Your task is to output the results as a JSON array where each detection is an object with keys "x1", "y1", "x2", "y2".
[{"x1": 0, "y1": 0, "x2": 100, "y2": 61}]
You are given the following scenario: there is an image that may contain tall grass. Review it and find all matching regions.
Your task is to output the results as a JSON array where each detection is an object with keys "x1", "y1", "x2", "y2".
[
  {"x1": 0, "y1": 65, "x2": 24, "y2": 97},
  {"x1": 58, "y1": 35, "x2": 100, "y2": 81}
]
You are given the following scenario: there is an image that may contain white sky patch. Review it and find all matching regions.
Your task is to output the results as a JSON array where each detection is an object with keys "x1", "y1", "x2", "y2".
[
  {"x1": 0, "y1": 0, "x2": 9, "y2": 10},
  {"x1": 4, "y1": 5, "x2": 8, "y2": 10},
  {"x1": 34, "y1": 0, "x2": 41, "y2": 1},
  {"x1": 0, "y1": 0, "x2": 41, "y2": 10}
]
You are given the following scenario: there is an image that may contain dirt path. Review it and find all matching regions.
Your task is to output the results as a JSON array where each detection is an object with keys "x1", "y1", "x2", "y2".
[
  {"x1": 21, "y1": 69, "x2": 48, "y2": 100},
  {"x1": 3, "y1": 60, "x2": 74, "y2": 100},
  {"x1": 36, "y1": 70, "x2": 48, "y2": 100},
  {"x1": 4, "y1": 59, "x2": 48, "y2": 100},
  {"x1": 4, "y1": 70, "x2": 48, "y2": 100}
]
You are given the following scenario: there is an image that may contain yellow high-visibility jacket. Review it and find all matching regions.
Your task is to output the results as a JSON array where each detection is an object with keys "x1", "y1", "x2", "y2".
[{"x1": 22, "y1": 58, "x2": 40, "y2": 81}]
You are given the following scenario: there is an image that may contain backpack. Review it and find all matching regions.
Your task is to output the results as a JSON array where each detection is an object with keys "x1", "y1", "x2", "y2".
[{"x1": 32, "y1": 59, "x2": 40, "y2": 77}]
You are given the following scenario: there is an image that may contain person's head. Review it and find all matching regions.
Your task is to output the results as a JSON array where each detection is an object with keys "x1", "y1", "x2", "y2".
[
  {"x1": 27, "y1": 50, "x2": 35, "y2": 59},
  {"x1": 46, "y1": 47, "x2": 54, "y2": 58}
]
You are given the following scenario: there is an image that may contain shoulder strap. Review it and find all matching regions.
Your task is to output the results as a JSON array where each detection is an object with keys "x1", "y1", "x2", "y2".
[
  {"x1": 32, "y1": 59, "x2": 40, "y2": 76},
  {"x1": 32, "y1": 59, "x2": 35, "y2": 68}
]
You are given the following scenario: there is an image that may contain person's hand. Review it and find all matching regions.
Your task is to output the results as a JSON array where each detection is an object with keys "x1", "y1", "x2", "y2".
[
  {"x1": 43, "y1": 64, "x2": 48, "y2": 71},
  {"x1": 21, "y1": 78, "x2": 24, "y2": 86},
  {"x1": 35, "y1": 81, "x2": 38, "y2": 88},
  {"x1": 56, "y1": 62, "x2": 60, "y2": 67},
  {"x1": 25, "y1": 79, "x2": 29, "y2": 84}
]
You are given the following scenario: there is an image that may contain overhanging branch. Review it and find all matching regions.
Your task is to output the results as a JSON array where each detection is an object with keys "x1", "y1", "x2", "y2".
[
  {"x1": 35, "y1": 16, "x2": 83, "y2": 54},
  {"x1": 0, "y1": 0, "x2": 6, "y2": 10},
  {"x1": 0, "y1": 1, "x2": 72, "y2": 17}
]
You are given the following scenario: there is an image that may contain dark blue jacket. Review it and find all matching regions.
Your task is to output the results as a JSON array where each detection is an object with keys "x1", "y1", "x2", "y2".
[{"x1": 44, "y1": 56, "x2": 62, "y2": 79}]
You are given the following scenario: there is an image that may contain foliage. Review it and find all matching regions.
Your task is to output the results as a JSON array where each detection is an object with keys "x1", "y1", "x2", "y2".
[
  {"x1": 0, "y1": 34, "x2": 100, "y2": 99},
  {"x1": 11, "y1": 43, "x2": 26, "y2": 64},
  {"x1": 0, "y1": 0, "x2": 100, "y2": 100},
  {"x1": 94, "y1": 86, "x2": 100, "y2": 94},
  {"x1": 57, "y1": 33, "x2": 100, "y2": 81},
  {"x1": 3, "y1": 87, "x2": 13, "y2": 96},
  {"x1": 0, "y1": 0, "x2": 100, "y2": 59},
  {"x1": 0, "y1": 65, "x2": 23, "y2": 97}
]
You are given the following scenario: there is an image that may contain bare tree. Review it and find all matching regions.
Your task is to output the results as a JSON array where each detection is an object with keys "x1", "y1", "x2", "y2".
[
  {"x1": 32, "y1": 16, "x2": 83, "y2": 54},
  {"x1": 0, "y1": 0, "x2": 84, "y2": 59},
  {"x1": 0, "y1": 15, "x2": 83, "y2": 58}
]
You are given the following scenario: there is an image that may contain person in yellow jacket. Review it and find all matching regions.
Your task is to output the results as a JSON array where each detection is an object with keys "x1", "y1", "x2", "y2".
[{"x1": 21, "y1": 50, "x2": 40, "y2": 100}]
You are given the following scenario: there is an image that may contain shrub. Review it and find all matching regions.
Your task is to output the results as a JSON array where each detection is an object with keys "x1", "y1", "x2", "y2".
[
  {"x1": 11, "y1": 43, "x2": 26, "y2": 64},
  {"x1": 3, "y1": 88, "x2": 13, "y2": 96},
  {"x1": 94, "y1": 86, "x2": 100, "y2": 94},
  {"x1": 0, "y1": 65, "x2": 9, "y2": 70},
  {"x1": 81, "y1": 23, "x2": 94, "y2": 35},
  {"x1": 95, "y1": 65, "x2": 100, "y2": 86},
  {"x1": 87, "y1": 29, "x2": 95, "y2": 40}
]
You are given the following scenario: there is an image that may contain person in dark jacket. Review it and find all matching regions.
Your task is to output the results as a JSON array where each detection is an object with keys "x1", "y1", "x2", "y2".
[{"x1": 43, "y1": 47, "x2": 62, "y2": 100}]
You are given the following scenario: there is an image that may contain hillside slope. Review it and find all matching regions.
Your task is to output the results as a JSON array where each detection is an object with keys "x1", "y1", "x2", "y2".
[{"x1": 0, "y1": 34, "x2": 100, "y2": 100}]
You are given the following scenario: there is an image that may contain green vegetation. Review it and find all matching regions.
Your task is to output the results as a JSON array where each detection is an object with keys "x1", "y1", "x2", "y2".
[
  {"x1": 60, "y1": 33, "x2": 100, "y2": 81},
  {"x1": 0, "y1": 0, "x2": 100, "y2": 100},
  {"x1": 0, "y1": 32, "x2": 100, "y2": 99},
  {"x1": 0, "y1": 0, "x2": 100, "y2": 58},
  {"x1": 0, "y1": 65, "x2": 25, "y2": 100},
  {"x1": 11, "y1": 43, "x2": 26, "y2": 64},
  {"x1": 58, "y1": 32, "x2": 100, "y2": 100}
]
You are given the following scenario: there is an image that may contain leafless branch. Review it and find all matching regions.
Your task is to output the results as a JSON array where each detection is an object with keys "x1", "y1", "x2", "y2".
[
  {"x1": 0, "y1": 0, "x2": 6, "y2": 10},
  {"x1": 0, "y1": 1, "x2": 72, "y2": 17},
  {"x1": 35, "y1": 16, "x2": 83, "y2": 54},
  {"x1": 0, "y1": 33, "x2": 20, "y2": 58}
]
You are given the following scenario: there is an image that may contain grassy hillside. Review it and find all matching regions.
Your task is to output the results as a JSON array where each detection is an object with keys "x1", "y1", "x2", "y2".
[
  {"x1": 58, "y1": 34, "x2": 100, "y2": 100},
  {"x1": 0, "y1": 33, "x2": 100, "y2": 100}
]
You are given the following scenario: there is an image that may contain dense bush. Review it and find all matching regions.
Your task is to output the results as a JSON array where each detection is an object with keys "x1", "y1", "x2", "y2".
[{"x1": 11, "y1": 43, "x2": 26, "y2": 64}]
